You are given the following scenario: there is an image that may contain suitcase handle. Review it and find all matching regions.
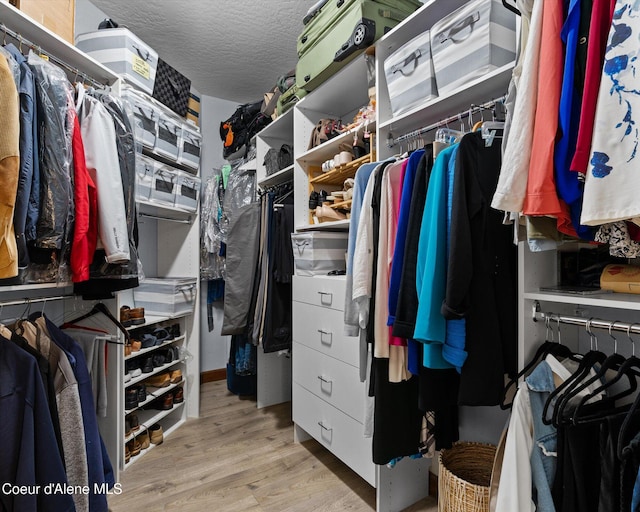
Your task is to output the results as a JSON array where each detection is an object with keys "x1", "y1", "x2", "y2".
[
  {"x1": 392, "y1": 49, "x2": 422, "y2": 77},
  {"x1": 437, "y1": 11, "x2": 480, "y2": 45},
  {"x1": 132, "y1": 44, "x2": 151, "y2": 62}
]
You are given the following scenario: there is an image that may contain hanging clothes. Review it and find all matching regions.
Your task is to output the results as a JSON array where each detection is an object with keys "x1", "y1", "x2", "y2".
[{"x1": 0, "y1": 53, "x2": 20, "y2": 280}]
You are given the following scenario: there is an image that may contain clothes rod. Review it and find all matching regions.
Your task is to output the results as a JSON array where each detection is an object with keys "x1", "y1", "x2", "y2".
[
  {"x1": 388, "y1": 96, "x2": 507, "y2": 148},
  {"x1": 138, "y1": 211, "x2": 193, "y2": 225},
  {"x1": 0, "y1": 294, "x2": 72, "y2": 308},
  {"x1": 532, "y1": 301, "x2": 640, "y2": 335},
  {"x1": 0, "y1": 22, "x2": 108, "y2": 89}
]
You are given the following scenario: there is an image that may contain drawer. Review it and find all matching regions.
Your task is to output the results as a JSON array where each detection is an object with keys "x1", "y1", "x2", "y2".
[
  {"x1": 293, "y1": 301, "x2": 359, "y2": 367},
  {"x1": 293, "y1": 383, "x2": 375, "y2": 486},
  {"x1": 293, "y1": 275, "x2": 346, "y2": 311},
  {"x1": 293, "y1": 343, "x2": 366, "y2": 423}
]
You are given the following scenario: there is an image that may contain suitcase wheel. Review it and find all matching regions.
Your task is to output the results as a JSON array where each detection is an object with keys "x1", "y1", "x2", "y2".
[{"x1": 353, "y1": 23, "x2": 368, "y2": 47}]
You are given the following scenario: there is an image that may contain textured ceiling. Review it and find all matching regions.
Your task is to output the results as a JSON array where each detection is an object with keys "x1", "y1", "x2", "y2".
[{"x1": 89, "y1": 0, "x2": 312, "y2": 103}]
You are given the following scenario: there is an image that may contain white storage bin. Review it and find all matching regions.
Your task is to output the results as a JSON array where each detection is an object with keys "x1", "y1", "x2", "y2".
[
  {"x1": 150, "y1": 165, "x2": 176, "y2": 205},
  {"x1": 135, "y1": 154, "x2": 156, "y2": 202},
  {"x1": 122, "y1": 86, "x2": 158, "y2": 149},
  {"x1": 384, "y1": 31, "x2": 438, "y2": 116},
  {"x1": 430, "y1": 0, "x2": 516, "y2": 95},
  {"x1": 75, "y1": 28, "x2": 158, "y2": 94},
  {"x1": 174, "y1": 172, "x2": 201, "y2": 212},
  {"x1": 134, "y1": 277, "x2": 197, "y2": 316},
  {"x1": 178, "y1": 124, "x2": 201, "y2": 172},
  {"x1": 291, "y1": 232, "x2": 348, "y2": 276},
  {"x1": 154, "y1": 114, "x2": 181, "y2": 161}
]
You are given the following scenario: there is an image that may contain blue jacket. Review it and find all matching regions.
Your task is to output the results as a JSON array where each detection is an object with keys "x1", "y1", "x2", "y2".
[
  {"x1": 44, "y1": 317, "x2": 115, "y2": 512},
  {"x1": 0, "y1": 336, "x2": 76, "y2": 512}
]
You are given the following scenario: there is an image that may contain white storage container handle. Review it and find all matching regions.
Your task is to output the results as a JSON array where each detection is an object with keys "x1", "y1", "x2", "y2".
[
  {"x1": 391, "y1": 48, "x2": 422, "y2": 77},
  {"x1": 436, "y1": 11, "x2": 480, "y2": 45},
  {"x1": 178, "y1": 283, "x2": 196, "y2": 298},
  {"x1": 294, "y1": 239, "x2": 311, "y2": 256}
]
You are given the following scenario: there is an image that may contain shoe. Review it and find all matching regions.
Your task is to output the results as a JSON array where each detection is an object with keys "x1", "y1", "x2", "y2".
[
  {"x1": 124, "y1": 343, "x2": 132, "y2": 357},
  {"x1": 127, "y1": 413, "x2": 140, "y2": 431},
  {"x1": 173, "y1": 387, "x2": 184, "y2": 404},
  {"x1": 126, "y1": 360, "x2": 142, "y2": 378},
  {"x1": 168, "y1": 324, "x2": 180, "y2": 338},
  {"x1": 120, "y1": 306, "x2": 145, "y2": 327},
  {"x1": 136, "y1": 383, "x2": 147, "y2": 403},
  {"x1": 141, "y1": 357, "x2": 154, "y2": 373},
  {"x1": 145, "y1": 372, "x2": 171, "y2": 388},
  {"x1": 138, "y1": 430, "x2": 150, "y2": 450},
  {"x1": 152, "y1": 354, "x2": 166, "y2": 368},
  {"x1": 127, "y1": 438, "x2": 141, "y2": 457},
  {"x1": 154, "y1": 393, "x2": 174, "y2": 410},
  {"x1": 131, "y1": 340, "x2": 142, "y2": 352},
  {"x1": 124, "y1": 372, "x2": 131, "y2": 383},
  {"x1": 149, "y1": 424, "x2": 163, "y2": 445},
  {"x1": 315, "y1": 205, "x2": 346, "y2": 222},
  {"x1": 125, "y1": 443, "x2": 131, "y2": 464},
  {"x1": 125, "y1": 418, "x2": 132, "y2": 437},
  {"x1": 308, "y1": 190, "x2": 320, "y2": 209},
  {"x1": 125, "y1": 388, "x2": 139, "y2": 410},
  {"x1": 153, "y1": 327, "x2": 173, "y2": 342},
  {"x1": 137, "y1": 333, "x2": 158, "y2": 349},
  {"x1": 169, "y1": 369, "x2": 182, "y2": 384}
]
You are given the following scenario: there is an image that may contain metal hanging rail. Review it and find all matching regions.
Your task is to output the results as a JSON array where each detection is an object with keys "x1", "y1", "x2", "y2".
[
  {"x1": 0, "y1": 22, "x2": 108, "y2": 89},
  {"x1": 0, "y1": 294, "x2": 71, "y2": 308},
  {"x1": 532, "y1": 301, "x2": 640, "y2": 335},
  {"x1": 138, "y1": 211, "x2": 193, "y2": 225},
  {"x1": 387, "y1": 96, "x2": 507, "y2": 148}
]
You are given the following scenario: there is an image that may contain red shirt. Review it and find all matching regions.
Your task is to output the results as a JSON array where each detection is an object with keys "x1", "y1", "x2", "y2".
[{"x1": 570, "y1": 0, "x2": 617, "y2": 174}]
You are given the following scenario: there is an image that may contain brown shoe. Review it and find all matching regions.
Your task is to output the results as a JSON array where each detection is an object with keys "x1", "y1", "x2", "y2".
[
  {"x1": 125, "y1": 443, "x2": 131, "y2": 464},
  {"x1": 120, "y1": 306, "x2": 145, "y2": 327},
  {"x1": 127, "y1": 438, "x2": 141, "y2": 457},
  {"x1": 138, "y1": 430, "x2": 150, "y2": 450},
  {"x1": 154, "y1": 393, "x2": 174, "y2": 410},
  {"x1": 127, "y1": 413, "x2": 140, "y2": 431},
  {"x1": 149, "y1": 424, "x2": 163, "y2": 445},
  {"x1": 145, "y1": 372, "x2": 171, "y2": 388},
  {"x1": 131, "y1": 340, "x2": 142, "y2": 352},
  {"x1": 173, "y1": 386, "x2": 184, "y2": 404},
  {"x1": 169, "y1": 369, "x2": 182, "y2": 384}
]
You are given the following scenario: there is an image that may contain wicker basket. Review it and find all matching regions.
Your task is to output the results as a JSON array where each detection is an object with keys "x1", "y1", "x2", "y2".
[{"x1": 438, "y1": 441, "x2": 496, "y2": 512}]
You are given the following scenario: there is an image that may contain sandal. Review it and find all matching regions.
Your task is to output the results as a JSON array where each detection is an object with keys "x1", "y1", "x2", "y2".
[
  {"x1": 153, "y1": 328, "x2": 173, "y2": 344},
  {"x1": 138, "y1": 333, "x2": 158, "y2": 349}
]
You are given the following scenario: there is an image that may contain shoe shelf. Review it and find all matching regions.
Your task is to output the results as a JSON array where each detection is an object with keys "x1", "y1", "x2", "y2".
[
  {"x1": 124, "y1": 379, "x2": 185, "y2": 415},
  {"x1": 126, "y1": 358, "x2": 183, "y2": 388},
  {"x1": 297, "y1": 121, "x2": 376, "y2": 166},
  {"x1": 296, "y1": 219, "x2": 351, "y2": 232},
  {"x1": 124, "y1": 417, "x2": 186, "y2": 470},
  {"x1": 125, "y1": 401, "x2": 185, "y2": 443},
  {"x1": 124, "y1": 334, "x2": 186, "y2": 361},
  {"x1": 328, "y1": 199, "x2": 352, "y2": 210},
  {"x1": 238, "y1": 158, "x2": 257, "y2": 171},
  {"x1": 125, "y1": 312, "x2": 190, "y2": 331},
  {"x1": 309, "y1": 153, "x2": 374, "y2": 186},
  {"x1": 136, "y1": 200, "x2": 196, "y2": 224},
  {"x1": 258, "y1": 164, "x2": 294, "y2": 189}
]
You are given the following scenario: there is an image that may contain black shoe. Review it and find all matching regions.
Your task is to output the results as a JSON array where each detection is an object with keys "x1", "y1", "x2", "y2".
[
  {"x1": 309, "y1": 191, "x2": 319, "y2": 209},
  {"x1": 152, "y1": 354, "x2": 166, "y2": 368},
  {"x1": 171, "y1": 346, "x2": 180, "y2": 362},
  {"x1": 136, "y1": 383, "x2": 147, "y2": 403},
  {"x1": 125, "y1": 388, "x2": 139, "y2": 410},
  {"x1": 168, "y1": 324, "x2": 180, "y2": 338},
  {"x1": 141, "y1": 357, "x2": 154, "y2": 373}
]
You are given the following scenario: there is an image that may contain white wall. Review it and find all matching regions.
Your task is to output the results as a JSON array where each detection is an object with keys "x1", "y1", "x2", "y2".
[
  {"x1": 75, "y1": 0, "x2": 109, "y2": 36},
  {"x1": 199, "y1": 94, "x2": 240, "y2": 373}
]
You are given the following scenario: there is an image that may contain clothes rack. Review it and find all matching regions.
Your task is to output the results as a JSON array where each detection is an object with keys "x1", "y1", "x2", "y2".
[
  {"x1": 387, "y1": 95, "x2": 507, "y2": 148},
  {"x1": 0, "y1": 22, "x2": 108, "y2": 89},
  {"x1": 138, "y1": 211, "x2": 194, "y2": 225},
  {"x1": 0, "y1": 294, "x2": 72, "y2": 308},
  {"x1": 532, "y1": 301, "x2": 640, "y2": 336}
]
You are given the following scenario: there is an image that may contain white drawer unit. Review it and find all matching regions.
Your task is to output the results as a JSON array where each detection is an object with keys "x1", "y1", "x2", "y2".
[
  {"x1": 293, "y1": 383, "x2": 375, "y2": 486},
  {"x1": 292, "y1": 275, "x2": 346, "y2": 311},
  {"x1": 293, "y1": 342, "x2": 365, "y2": 423},
  {"x1": 292, "y1": 301, "x2": 359, "y2": 367}
]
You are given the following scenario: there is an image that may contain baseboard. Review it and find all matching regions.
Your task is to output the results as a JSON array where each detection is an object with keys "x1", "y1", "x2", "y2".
[
  {"x1": 429, "y1": 471, "x2": 438, "y2": 499},
  {"x1": 200, "y1": 368, "x2": 226, "y2": 384}
]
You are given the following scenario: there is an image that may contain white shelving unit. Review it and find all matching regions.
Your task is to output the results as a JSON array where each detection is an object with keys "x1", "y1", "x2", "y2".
[{"x1": 256, "y1": 107, "x2": 294, "y2": 186}]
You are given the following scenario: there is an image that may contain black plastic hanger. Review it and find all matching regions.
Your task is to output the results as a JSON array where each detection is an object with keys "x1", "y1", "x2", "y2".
[
  {"x1": 64, "y1": 302, "x2": 130, "y2": 343},
  {"x1": 502, "y1": 0, "x2": 521, "y2": 16},
  {"x1": 542, "y1": 318, "x2": 607, "y2": 425},
  {"x1": 500, "y1": 316, "x2": 574, "y2": 409}
]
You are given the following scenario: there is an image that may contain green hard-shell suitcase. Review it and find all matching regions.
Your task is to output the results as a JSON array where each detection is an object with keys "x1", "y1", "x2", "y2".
[
  {"x1": 276, "y1": 84, "x2": 308, "y2": 116},
  {"x1": 296, "y1": 0, "x2": 422, "y2": 91}
]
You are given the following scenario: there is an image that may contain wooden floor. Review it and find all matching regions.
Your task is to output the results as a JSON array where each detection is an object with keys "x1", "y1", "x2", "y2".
[{"x1": 108, "y1": 380, "x2": 439, "y2": 512}]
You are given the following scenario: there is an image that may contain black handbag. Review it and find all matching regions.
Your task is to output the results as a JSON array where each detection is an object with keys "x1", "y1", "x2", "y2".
[{"x1": 152, "y1": 58, "x2": 191, "y2": 117}]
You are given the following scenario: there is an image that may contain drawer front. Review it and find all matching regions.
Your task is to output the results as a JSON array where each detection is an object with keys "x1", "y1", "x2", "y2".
[
  {"x1": 293, "y1": 275, "x2": 346, "y2": 311},
  {"x1": 293, "y1": 383, "x2": 375, "y2": 486},
  {"x1": 293, "y1": 342, "x2": 365, "y2": 423},
  {"x1": 293, "y1": 301, "x2": 359, "y2": 367}
]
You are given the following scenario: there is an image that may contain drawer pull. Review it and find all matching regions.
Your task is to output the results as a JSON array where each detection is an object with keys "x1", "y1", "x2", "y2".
[
  {"x1": 318, "y1": 421, "x2": 333, "y2": 432},
  {"x1": 317, "y1": 375, "x2": 333, "y2": 385},
  {"x1": 318, "y1": 329, "x2": 333, "y2": 345},
  {"x1": 317, "y1": 291, "x2": 333, "y2": 305}
]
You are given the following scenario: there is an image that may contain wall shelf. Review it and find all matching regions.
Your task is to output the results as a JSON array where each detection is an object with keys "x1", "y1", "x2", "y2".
[
  {"x1": 524, "y1": 291, "x2": 640, "y2": 311},
  {"x1": 296, "y1": 219, "x2": 351, "y2": 232},
  {"x1": 124, "y1": 334, "x2": 186, "y2": 361},
  {"x1": 309, "y1": 154, "x2": 372, "y2": 186},
  {"x1": 124, "y1": 379, "x2": 185, "y2": 416},
  {"x1": 297, "y1": 122, "x2": 376, "y2": 165},
  {"x1": 258, "y1": 164, "x2": 294, "y2": 188}
]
